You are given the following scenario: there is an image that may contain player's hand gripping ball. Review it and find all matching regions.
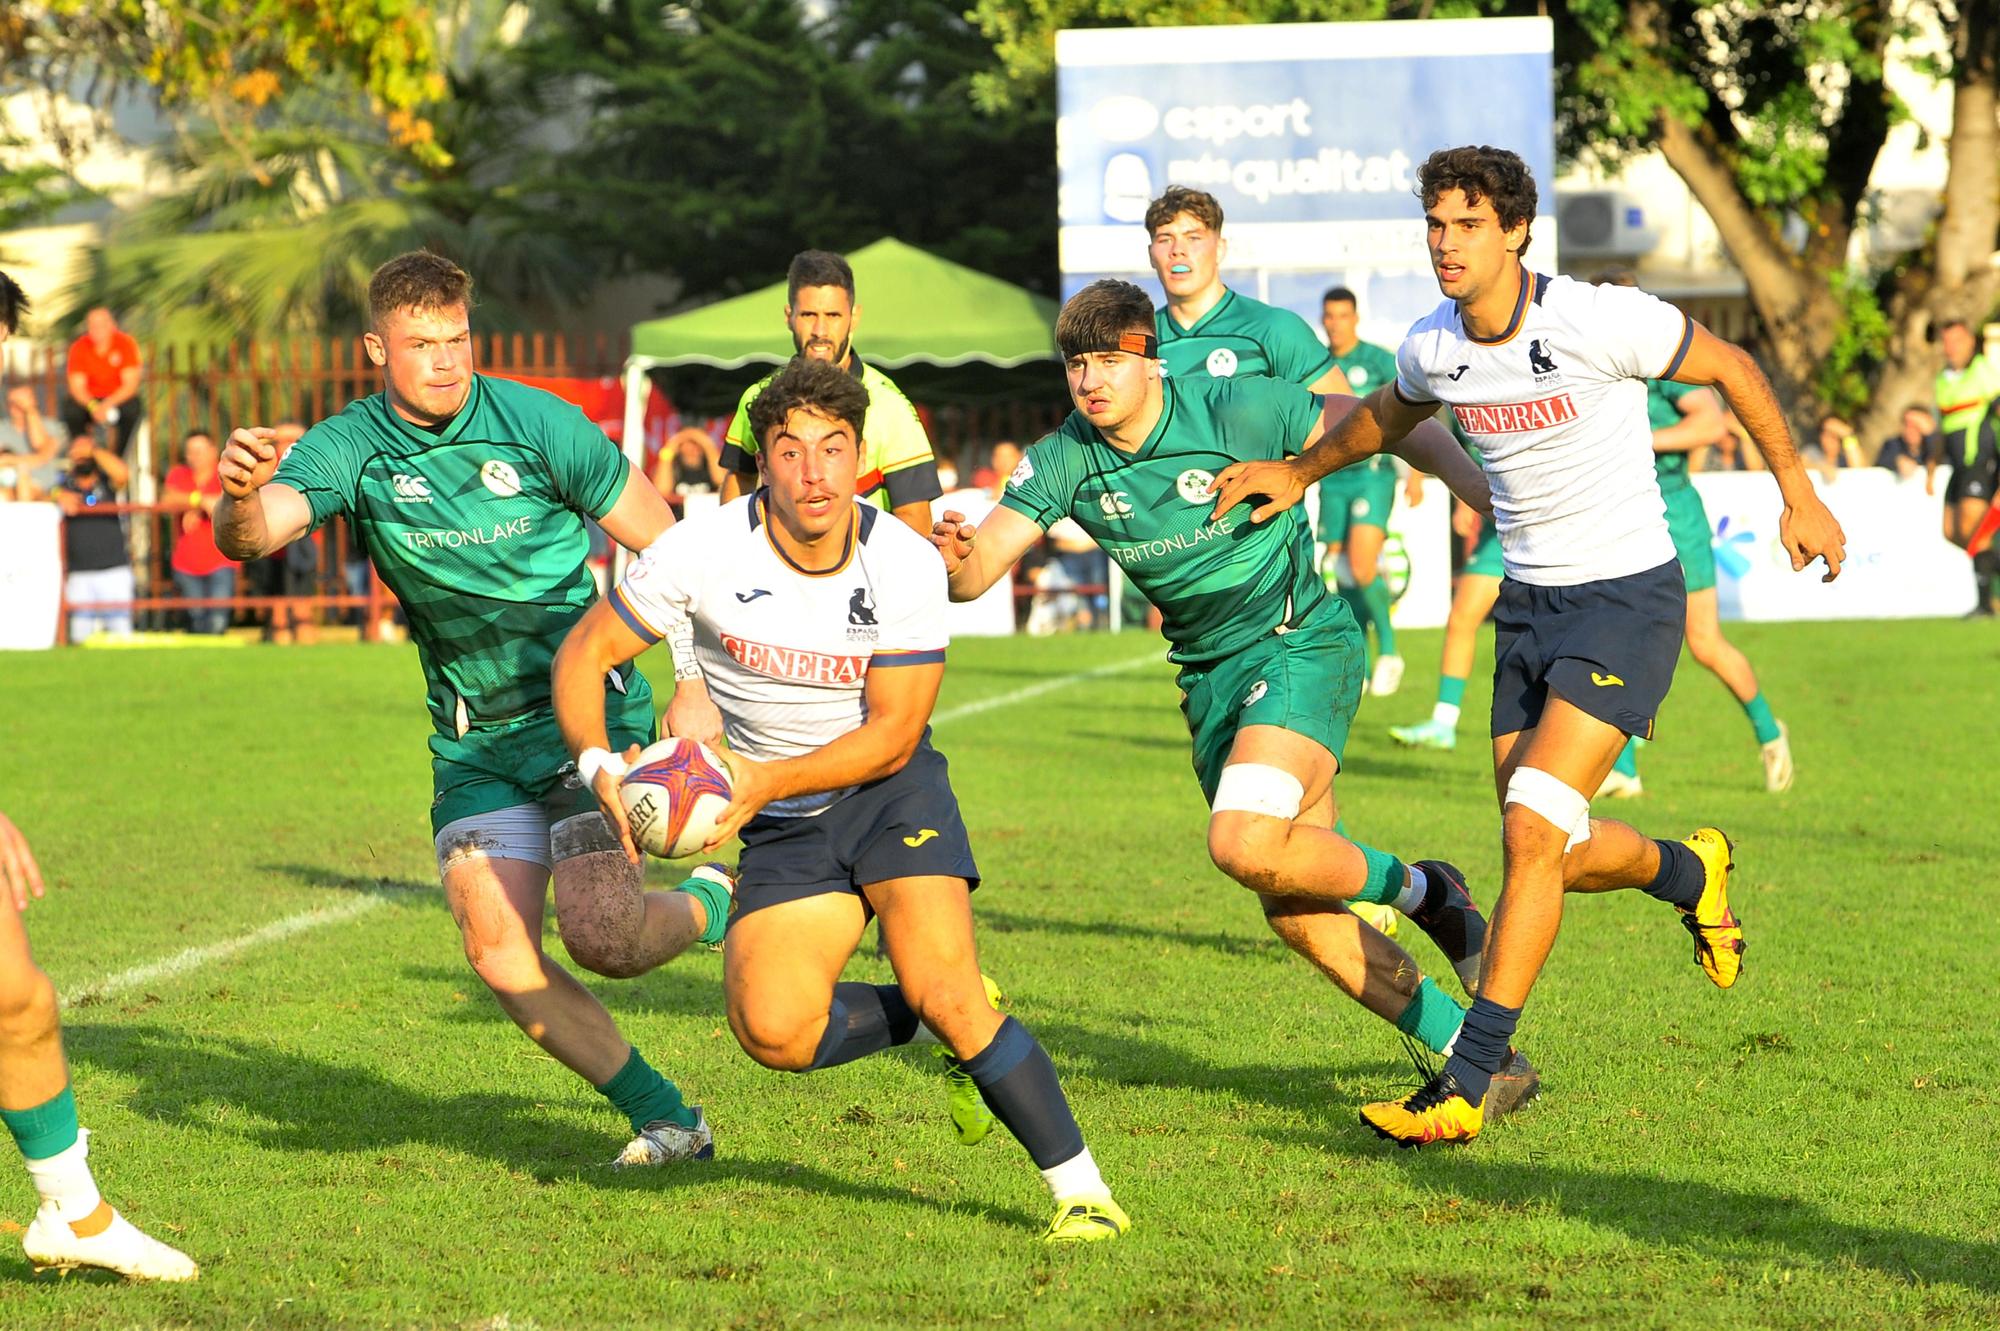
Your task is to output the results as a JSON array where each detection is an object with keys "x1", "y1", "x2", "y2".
[{"x1": 619, "y1": 738, "x2": 734, "y2": 858}]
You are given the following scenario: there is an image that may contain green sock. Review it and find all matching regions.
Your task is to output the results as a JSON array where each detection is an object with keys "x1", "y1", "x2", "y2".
[
  {"x1": 2, "y1": 1084, "x2": 80, "y2": 1161},
  {"x1": 1613, "y1": 738, "x2": 1640, "y2": 778},
  {"x1": 1437, "y1": 675, "x2": 1467, "y2": 709},
  {"x1": 1395, "y1": 977, "x2": 1467, "y2": 1056},
  {"x1": 1742, "y1": 692, "x2": 1781, "y2": 745},
  {"x1": 1359, "y1": 577, "x2": 1397, "y2": 654},
  {"x1": 1351, "y1": 844, "x2": 1407, "y2": 905},
  {"x1": 1337, "y1": 586, "x2": 1373, "y2": 668},
  {"x1": 677, "y1": 871, "x2": 731, "y2": 948},
  {"x1": 597, "y1": 1047, "x2": 696, "y2": 1132}
]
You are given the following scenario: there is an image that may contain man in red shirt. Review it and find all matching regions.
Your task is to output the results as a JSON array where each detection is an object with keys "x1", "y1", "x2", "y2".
[
  {"x1": 62, "y1": 308, "x2": 143, "y2": 458},
  {"x1": 163, "y1": 430, "x2": 238, "y2": 634}
]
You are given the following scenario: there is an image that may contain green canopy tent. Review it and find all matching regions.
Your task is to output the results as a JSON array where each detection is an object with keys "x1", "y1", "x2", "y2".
[{"x1": 619, "y1": 238, "x2": 1064, "y2": 444}]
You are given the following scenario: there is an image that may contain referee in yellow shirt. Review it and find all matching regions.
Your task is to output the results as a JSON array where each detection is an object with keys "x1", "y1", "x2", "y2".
[{"x1": 718, "y1": 250, "x2": 942, "y2": 537}]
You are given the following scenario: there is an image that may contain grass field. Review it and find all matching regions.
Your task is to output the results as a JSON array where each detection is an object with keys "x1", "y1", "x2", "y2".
[{"x1": 2, "y1": 619, "x2": 1996, "y2": 1329}]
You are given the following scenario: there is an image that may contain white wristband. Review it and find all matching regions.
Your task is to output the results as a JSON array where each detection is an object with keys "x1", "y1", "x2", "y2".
[{"x1": 576, "y1": 747, "x2": 629, "y2": 786}]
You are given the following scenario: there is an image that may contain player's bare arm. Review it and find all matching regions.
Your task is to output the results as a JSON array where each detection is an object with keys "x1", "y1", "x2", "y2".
[
  {"x1": 597, "y1": 461, "x2": 677, "y2": 552},
  {"x1": 595, "y1": 461, "x2": 726, "y2": 745},
  {"x1": 707, "y1": 659, "x2": 944, "y2": 848},
  {"x1": 551, "y1": 598, "x2": 654, "y2": 863},
  {"x1": 213, "y1": 426, "x2": 311, "y2": 560},
  {"x1": 1209, "y1": 386, "x2": 1437, "y2": 524},
  {"x1": 1672, "y1": 324, "x2": 1847, "y2": 580},
  {"x1": 933, "y1": 503, "x2": 1043, "y2": 601},
  {"x1": 1385, "y1": 415, "x2": 1490, "y2": 514},
  {"x1": 1651, "y1": 387, "x2": 1724, "y2": 454}
]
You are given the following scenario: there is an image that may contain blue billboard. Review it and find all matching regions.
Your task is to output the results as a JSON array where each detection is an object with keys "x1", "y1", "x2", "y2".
[{"x1": 1056, "y1": 18, "x2": 1556, "y2": 347}]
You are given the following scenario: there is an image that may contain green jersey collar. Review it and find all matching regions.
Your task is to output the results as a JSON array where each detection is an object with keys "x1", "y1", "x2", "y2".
[
  {"x1": 1160, "y1": 287, "x2": 1237, "y2": 341},
  {"x1": 376, "y1": 373, "x2": 485, "y2": 449}
]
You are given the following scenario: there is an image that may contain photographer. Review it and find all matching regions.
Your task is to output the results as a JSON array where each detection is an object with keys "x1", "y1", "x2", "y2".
[{"x1": 52, "y1": 435, "x2": 132, "y2": 641}]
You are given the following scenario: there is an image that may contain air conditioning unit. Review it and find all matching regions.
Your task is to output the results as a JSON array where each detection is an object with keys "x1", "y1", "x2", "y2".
[{"x1": 1556, "y1": 191, "x2": 1660, "y2": 258}]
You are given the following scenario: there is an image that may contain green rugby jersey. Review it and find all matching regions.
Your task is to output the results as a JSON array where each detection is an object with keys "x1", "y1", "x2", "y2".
[
  {"x1": 1326, "y1": 339, "x2": 1401, "y2": 479},
  {"x1": 1644, "y1": 379, "x2": 1702, "y2": 494},
  {"x1": 1155, "y1": 288, "x2": 1335, "y2": 388},
  {"x1": 273, "y1": 373, "x2": 644, "y2": 736},
  {"x1": 1002, "y1": 376, "x2": 1326, "y2": 666}
]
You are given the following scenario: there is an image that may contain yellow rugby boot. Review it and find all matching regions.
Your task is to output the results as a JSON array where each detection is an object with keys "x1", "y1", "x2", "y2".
[
  {"x1": 1043, "y1": 1194, "x2": 1131, "y2": 1243},
  {"x1": 1360, "y1": 1071, "x2": 1485, "y2": 1148},
  {"x1": 1677, "y1": 827, "x2": 1745, "y2": 989}
]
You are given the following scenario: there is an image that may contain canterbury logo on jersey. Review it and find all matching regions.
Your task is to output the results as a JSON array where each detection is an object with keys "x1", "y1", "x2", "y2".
[
  {"x1": 391, "y1": 473, "x2": 433, "y2": 503},
  {"x1": 1454, "y1": 394, "x2": 1579, "y2": 435},
  {"x1": 721, "y1": 633, "x2": 868, "y2": 684}
]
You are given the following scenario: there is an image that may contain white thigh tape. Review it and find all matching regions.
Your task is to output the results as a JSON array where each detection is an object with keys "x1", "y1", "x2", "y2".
[
  {"x1": 1504, "y1": 766, "x2": 1592, "y2": 851},
  {"x1": 1210, "y1": 763, "x2": 1306, "y2": 820}
]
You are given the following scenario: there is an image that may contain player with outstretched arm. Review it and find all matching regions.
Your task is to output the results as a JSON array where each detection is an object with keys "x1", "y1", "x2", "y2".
[
  {"x1": 1208, "y1": 146, "x2": 1846, "y2": 1146},
  {"x1": 931, "y1": 279, "x2": 1541, "y2": 1113}
]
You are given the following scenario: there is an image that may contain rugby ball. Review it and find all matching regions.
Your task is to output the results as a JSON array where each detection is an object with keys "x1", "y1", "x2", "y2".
[{"x1": 619, "y1": 738, "x2": 733, "y2": 859}]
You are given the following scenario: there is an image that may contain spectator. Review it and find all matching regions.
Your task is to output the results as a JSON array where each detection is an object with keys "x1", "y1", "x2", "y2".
[
  {"x1": 61, "y1": 308, "x2": 142, "y2": 458},
  {"x1": 162, "y1": 430, "x2": 237, "y2": 634},
  {"x1": 0, "y1": 385, "x2": 65, "y2": 495},
  {"x1": 985, "y1": 441, "x2": 1021, "y2": 496},
  {"x1": 52, "y1": 433, "x2": 133, "y2": 640},
  {"x1": 651, "y1": 427, "x2": 724, "y2": 499},
  {"x1": 1877, "y1": 405, "x2": 1940, "y2": 480},
  {"x1": 1809, "y1": 414, "x2": 1862, "y2": 481}
]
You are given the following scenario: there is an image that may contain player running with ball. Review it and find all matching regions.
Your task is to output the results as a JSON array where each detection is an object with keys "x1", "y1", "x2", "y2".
[
  {"x1": 552, "y1": 358, "x2": 1130, "y2": 1243},
  {"x1": 932, "y1": 280, "x2": 1540, "y2": 1110},
  {"x1": 1210, "y1": 146, "x2": 1846, "y2": 1146}
]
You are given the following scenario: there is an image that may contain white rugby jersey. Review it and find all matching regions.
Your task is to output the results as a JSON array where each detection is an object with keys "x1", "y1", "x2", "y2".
[
  {"x1": 610, "y1": 494, "x2": 948, "y2": 817},
  {"x1": 1394, "y1": 271, "x2": 1694, "y2": 586}
]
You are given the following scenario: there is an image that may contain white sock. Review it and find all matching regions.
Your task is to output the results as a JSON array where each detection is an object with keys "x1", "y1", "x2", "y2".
[
  {"x1": 1039, "y1": 1146, "x2": 1107, "y2": 1202},
  {"x1": 23, "y1": 1130, "x2": 102, "y2": 1223},
  {"x1": 1391, "y1": 864, "x2": 1430, "y2": 916},
  {"x1": 1433, "y1": 702, "x2": 1461, "y2": 728}
]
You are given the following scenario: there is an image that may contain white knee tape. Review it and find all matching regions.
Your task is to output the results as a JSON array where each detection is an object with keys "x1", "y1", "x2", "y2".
[
  {"x1": 1211, "y1": 763, "x2": 1306, "y2": 820},
  {"x1": 434, "y1": 803, "x2": 554, "y2": 876},
  {"x1": 1504, "y1": 766, "x2": 1592, "y2": 851}
]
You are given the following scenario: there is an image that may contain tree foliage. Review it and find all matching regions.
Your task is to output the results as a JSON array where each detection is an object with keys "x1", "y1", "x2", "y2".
[
  {"x1": 0, "y1": 0, "x2": 450, "y2": 164},
  {"x1": 65, "y1": 76, "x2": 583, "y2": 345},
  {"x1": 507, "y1": 0, "x2": 1062, "y2": 300}
]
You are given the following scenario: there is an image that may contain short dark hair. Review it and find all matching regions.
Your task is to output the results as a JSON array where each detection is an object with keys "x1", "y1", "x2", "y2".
[
  {"x1": 1937, "y1": 317, "x2": 1971, "y2": 336},
  {"x1": 1418, "y1": 146, "x2": 1538, "y2": 257},
  {"x1": 368, "y1": 251, "x2": 473, "y2": 330},
  {"x1": 0, "y1": 270, "x2": 28, "y2": 336},
  {"x1": 786, "y1": 250, "x2": 855, "y2": 306},
  {"x1": 1591, "y1": 266, "x2": 1639, "y2": 287},
  {"x1": 748, "y1": 357, "x2": 869, "y2": 448},
  {"x1": 1055, "y1": 280, "x2": 1155, "y2": 359},
  {"x1": 1904, "y1": 403, "x2": 1934, "y2": 419},
  {"x1": 1144, "y1": 185, "x2": 1223, "y2": 236},
  {"x1": 1321, "y1": 286, "x2": 1357, "y2": 308}
]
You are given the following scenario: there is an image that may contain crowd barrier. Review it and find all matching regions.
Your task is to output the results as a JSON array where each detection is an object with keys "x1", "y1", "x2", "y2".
[{"x1": 3, "y1": 468, "x2": 1974, "y2": 651}]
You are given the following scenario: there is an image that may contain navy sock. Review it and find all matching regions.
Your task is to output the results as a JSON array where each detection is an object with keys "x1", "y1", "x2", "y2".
[
  {"x1": 1441, "y1": 996, "x2": 1521, "y2": 1104},
  {"x1": 958, "y1": 1016, "x2": 1085, "y2": 1169},
  {"x1": 807, "y1": 983, "x2": 922, "y2": 1071},
  {"x1": 1642, "y1": 839, "x2": 1706, "y2": 911}
]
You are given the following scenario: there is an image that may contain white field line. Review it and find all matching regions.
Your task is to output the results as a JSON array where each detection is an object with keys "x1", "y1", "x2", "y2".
[
  {"x1": 930, "y1": 650, "x2": 1159, "y2": 726},
  {"x1": 57, "y1": 651, "x2": 1162, "y2": 1007},
  {"x1": 61, "y1": 895, "x2": 385, "y2": 1009}
]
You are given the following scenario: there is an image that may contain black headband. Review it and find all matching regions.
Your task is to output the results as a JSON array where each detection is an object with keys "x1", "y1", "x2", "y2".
[{"x1": 1061, "y1": 330, "x2": 1159, "y2": 360}]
